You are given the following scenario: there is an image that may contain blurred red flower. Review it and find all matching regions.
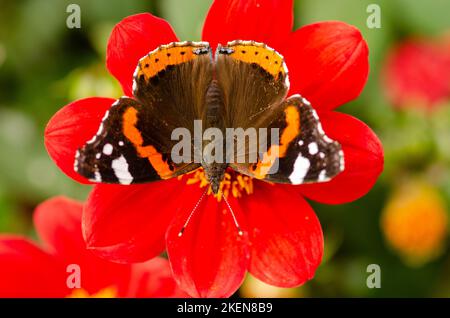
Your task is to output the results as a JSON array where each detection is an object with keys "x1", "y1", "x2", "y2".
[
  {"x1": 382, "y1": 35, "x2": 450, "y2": 110},
  {"x1": 44, "y1": 0, "x2": 383, "y2": 297},
  {"x1": 0, "y1": 197, "x2": 185, "y2": 298}
]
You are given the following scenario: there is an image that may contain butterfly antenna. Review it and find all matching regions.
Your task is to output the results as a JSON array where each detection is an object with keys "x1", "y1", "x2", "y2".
[
  {"x1": 221, "y1": 191, "x2": 244, "y2": 236},
  {"x1": 178, "y1": 187, "x2": 208, "y2": 237}
]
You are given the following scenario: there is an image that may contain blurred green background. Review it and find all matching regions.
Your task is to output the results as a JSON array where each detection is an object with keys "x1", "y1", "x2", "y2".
[{"x1": 0, "y1": 0, "x2": 449, "y2": 297}]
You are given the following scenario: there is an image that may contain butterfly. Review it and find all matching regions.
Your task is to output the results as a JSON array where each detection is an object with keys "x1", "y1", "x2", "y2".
[{"x1": 75, "y1": 40, "x2": 344, "y2": 194}]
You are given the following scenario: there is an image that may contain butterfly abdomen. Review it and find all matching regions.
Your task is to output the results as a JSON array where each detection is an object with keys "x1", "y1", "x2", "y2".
[
  {"x1": 202, "y1": 80, "x2": 228, "y2": 193},
  {"x1": 204, "y1": 80, "x2": 225, "y2": 128}
]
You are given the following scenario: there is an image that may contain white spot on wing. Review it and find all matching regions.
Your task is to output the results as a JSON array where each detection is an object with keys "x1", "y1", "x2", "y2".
[
  {"x1": 339, "y1": 150, "x2": 345, "y2": 171},
  {"x1": 308, "y1": 142, "x2": 319, "y2": 155},
  {"x1": 102, "y1": 143, "x2": 113, "y2": 156},
  {"x1": 118, "y1": 141, "x2": 124, "y2": 146},
  {"x1": 95, "y1": 153, "x2": 101, "y2": 159},
  {"x1": 94, "y1": 171, "x2": 102, "y2": 182},
  {"x1": 289, "y1": 155, "x2": 310, "y2": 184},
  {"x1": 318, "y1": 170, "x2": 327, "y2": 182},
  {"x1": 112, "y1": 155, "x2": 133, "y2": 185},
  {"x1": 74, "y1": 150, "x2": 80, "y2": 172}
]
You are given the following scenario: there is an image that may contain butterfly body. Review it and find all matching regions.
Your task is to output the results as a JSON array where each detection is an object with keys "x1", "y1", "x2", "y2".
[
  {"x1": 202, "y1": 80, "x2": 228, "y2": 193},
  {"x1": 75, "y1": 41, "x2": 344, "y2": 191}
]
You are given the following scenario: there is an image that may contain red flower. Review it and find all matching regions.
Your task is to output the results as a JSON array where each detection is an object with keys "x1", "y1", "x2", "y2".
[
  {"x1": 0, "y1": 197, "x2": 185, "y2": 298},
  {"x1": 382, "y1": 36, "x2": 450, "y2": 110},
  {"x1": 44, "y1": 0, "x2": 383, "y2": 297}
]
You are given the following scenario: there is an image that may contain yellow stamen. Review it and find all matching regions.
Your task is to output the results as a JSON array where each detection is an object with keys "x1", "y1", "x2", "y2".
[{"x1": 182, "y1": 168, "x2": 254, "y2": 202}]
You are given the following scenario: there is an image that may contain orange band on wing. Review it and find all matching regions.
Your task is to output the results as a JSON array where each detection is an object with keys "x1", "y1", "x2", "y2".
[
  {"x1": 137, "y1": 44, "x2": 208, "y2": 81},
  {"x1": 228, "y1": 44, "x2": 286, "y2": 79},
  {"x1": 251, "y1": 105, "x2": 300, "y2": 179},
  {"x1": 122, "y1": 107, "x2": 172, "y2": 178}
]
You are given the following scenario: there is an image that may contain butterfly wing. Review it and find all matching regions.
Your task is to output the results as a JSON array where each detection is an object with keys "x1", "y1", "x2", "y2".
[
  {"x1": 214, "y1": 40, "x2": 289, "y2": 129},
  {"x1": 215, "y1": 41, "x2": 343, "y2": 184},
  {"x1": 230, "y1": 96, "x2": 344, "y2": 184},
  {"x1": 75, "y1": 97, "x2": 200, "y2": 184},
  {"x1": 75, "y1": 42, "x2": 214, "y2": 184},
  {"x1": 134, "y1": 41, "x2": 213, "y2": 133}
]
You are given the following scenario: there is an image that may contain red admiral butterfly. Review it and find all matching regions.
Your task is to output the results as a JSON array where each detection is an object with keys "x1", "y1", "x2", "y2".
[{"x1": 75, "y1": 40, "x2": 344, "y2": 193}]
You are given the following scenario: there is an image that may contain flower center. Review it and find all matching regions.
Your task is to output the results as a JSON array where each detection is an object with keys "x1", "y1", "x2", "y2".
[
  {"x1": 67, "y1": 287, "x2": 117, "y2": 298},
  {"x1": 183, "y1": 168, "x2": 254, "y2": 201}
]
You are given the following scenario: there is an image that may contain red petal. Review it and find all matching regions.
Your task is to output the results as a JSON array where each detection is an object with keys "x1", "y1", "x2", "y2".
[
  {"x1": 0, "y1": 236, "x2": 67, "y2": 297},
  {"x1": 127, "y1": 257, "x2": 188, "y2": 298},
  {"x1": 34, "y1": 196, "x2": 134, "y2": 295},
  {"x1": 202, "y1": 0, "x2": 293, "y2": 50},
  {"x1": 298, "y1": 111, "x2": 384, "y2": 204},
  {"x1": 284, "y1": 21, "x2": 369, "y2": 111},
  {"x1": 241, "y1": 183, "x2": 323, "y2": 287},
  {"x1": 34, "y1": 196, "x2": 85, "y2": 258},
  {"x1": 84, "y1": 179, "x2": 184, "y2": 263},
  {"x1": 166, "y1": 186, "x2": 250, "y2": 298},
  {"x1": 44, "y1": 97, "x2": 115, "y2": 184},
  {"x1": 106, "y1": 13, "x2": 178, "y2": 95}
]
